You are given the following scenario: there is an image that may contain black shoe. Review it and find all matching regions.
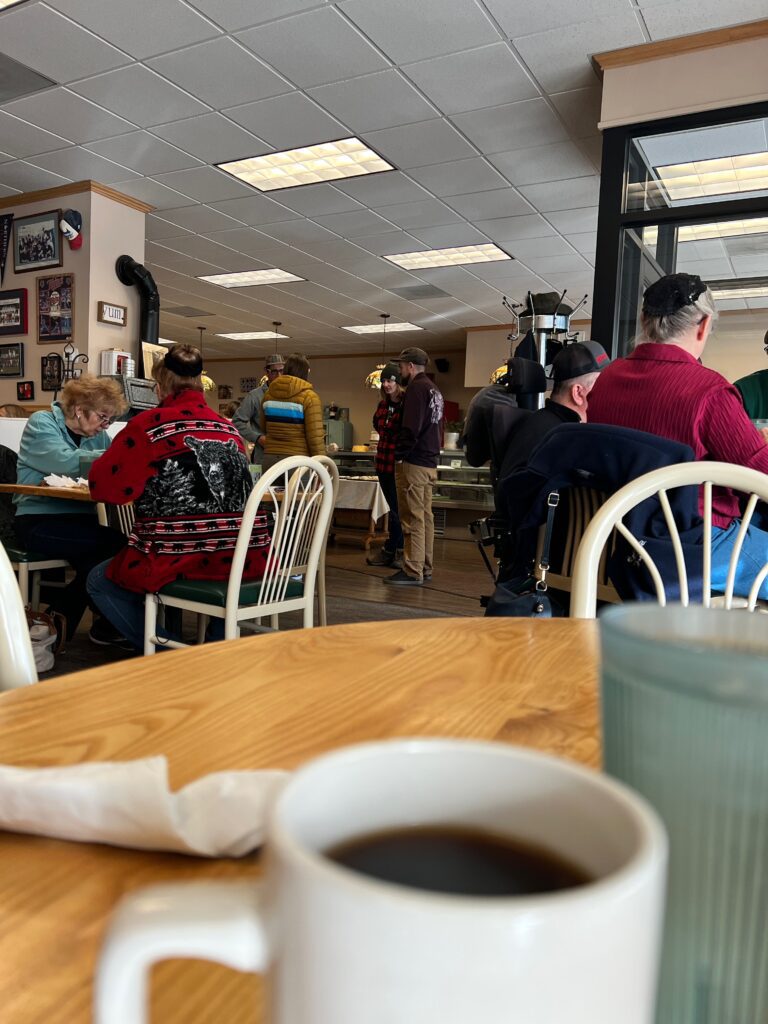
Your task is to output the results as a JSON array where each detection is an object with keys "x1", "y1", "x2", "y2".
[
  {"x1": 383, "y1": 570, "x2": 423, "y2": 586},
  {"x1": 423, "y1": 570, "x2": 432, "y2": 581},
  {"x1": 367, "y1": 548, "x2": 395, "y2": 567},
  {"x1": 89, "y1": 617, "x2": 134, "y2": 651}
]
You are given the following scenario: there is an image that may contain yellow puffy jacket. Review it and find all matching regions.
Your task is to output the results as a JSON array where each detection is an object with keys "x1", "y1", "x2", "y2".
[{"x1": 260, "y1": 375, "x2": 325, "y2": 457}]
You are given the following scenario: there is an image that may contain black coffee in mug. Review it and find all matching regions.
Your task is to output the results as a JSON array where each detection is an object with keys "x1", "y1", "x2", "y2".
[{"x1": 326, "y1": 825, "x2": 592, "y2": 897}]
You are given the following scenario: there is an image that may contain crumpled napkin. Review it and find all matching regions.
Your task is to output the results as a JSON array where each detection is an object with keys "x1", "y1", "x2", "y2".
[
  {"x1": 0, "y1": 757, "x2": 288, "y2": 857},
  {"x1": 43, "y1": 474, "x2": 89, "y2": 488}
]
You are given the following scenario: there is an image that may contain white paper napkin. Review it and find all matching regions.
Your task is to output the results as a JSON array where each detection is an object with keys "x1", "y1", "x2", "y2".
[
  {"x1": 43, "y1": 474, "x2": 89, "y2": 488},
  {"x1": 0, "y1": 757, "x2": 288, "y2": 857}
]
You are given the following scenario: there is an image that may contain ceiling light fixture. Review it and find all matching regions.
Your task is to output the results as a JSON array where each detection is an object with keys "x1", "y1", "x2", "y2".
[
  {"x1": 643, "y1": 217, "x2": 768, "y2": 246},
  {"x1": 198, "y1": 269, "x2": 305, "y2": 288},
  {"x1": 364, "y1": 313, "x2": 392, "y2": 390},
  {"x1": 384, "y1": 243, "x2": 512, "y2": 270},
  {"x1": 0, "y1": 1, "x2": 26, "y2": 8},
  {"x1": 344, "y1": 321, "x2": 422, "y2": 334},
  {"x1": 709, "y1": 277, "x2": 768, "y2": 301},
  {"x1": 216, "y1": 330, "x2": 290, "y2": 340},
  {"x1": 217, "y1": 138, "x2": 394, "y2": 192},
  {"x1": 650, "y1": 151, "x2": 768, "y2": 203}
]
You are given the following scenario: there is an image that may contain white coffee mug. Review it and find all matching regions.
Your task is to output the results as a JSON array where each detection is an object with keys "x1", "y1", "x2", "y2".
[{"x1": 95, "y1": 739, "x2": 667, "y2": 1024}]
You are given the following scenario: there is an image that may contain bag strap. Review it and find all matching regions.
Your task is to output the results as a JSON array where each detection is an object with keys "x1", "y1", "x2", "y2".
[{"x1": 535, "y1": 490, "x2": 560, "y2": 592}]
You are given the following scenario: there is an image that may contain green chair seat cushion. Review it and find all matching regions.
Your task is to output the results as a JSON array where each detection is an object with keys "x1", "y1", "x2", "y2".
[
  {"x1": 5, "y1": 546, "x2": 67, "y2": 565},
  {"x1": 158, "y1": 575, "x2": 304, "y2": 608}
]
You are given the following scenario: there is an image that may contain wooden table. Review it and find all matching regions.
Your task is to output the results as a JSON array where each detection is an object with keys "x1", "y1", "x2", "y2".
[
  {"x1": 0, "y1": 482, "x2": 93, "y2": 502},
  {"x1": 0, "y1": 617, "x2": 599, "y2": 1023}
]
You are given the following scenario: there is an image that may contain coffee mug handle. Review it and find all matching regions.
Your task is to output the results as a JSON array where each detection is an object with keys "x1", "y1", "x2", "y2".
[{"x1": 94, "y1": 881, "x2": 268, "y2": 1024}]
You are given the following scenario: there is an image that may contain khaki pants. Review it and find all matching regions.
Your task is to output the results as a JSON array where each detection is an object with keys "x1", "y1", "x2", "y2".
[{"x1": 395, "y1": 462, "x2": 437, "y2": 580}]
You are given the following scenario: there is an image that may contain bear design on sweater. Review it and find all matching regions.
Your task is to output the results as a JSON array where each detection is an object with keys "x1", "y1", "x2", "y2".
[{"x1": 184, "y1": 436, "x2": 251, "y2": 512}]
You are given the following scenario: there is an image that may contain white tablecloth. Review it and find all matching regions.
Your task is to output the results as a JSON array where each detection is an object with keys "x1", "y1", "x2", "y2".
[{"x1": 337, "y1": 477, "x2": 389, "y2": 521}]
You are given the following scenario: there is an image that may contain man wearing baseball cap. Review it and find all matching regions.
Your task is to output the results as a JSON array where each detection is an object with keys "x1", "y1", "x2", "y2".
[
  {"x1": 232, "y1": 353, "x2": 284, "y2": 464},
  {"x1": 384, "y1": 347, "x2": 444, "y2": 586},
  {"x1": 497, "y1": 340, "x2": 610, "y2": 482}
]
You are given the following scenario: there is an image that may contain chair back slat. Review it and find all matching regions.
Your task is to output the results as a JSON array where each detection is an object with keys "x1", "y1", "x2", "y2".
[
  {"x1": 658, "y1": 487, "x2": 688, "y2": 605},
  {"x1": 0, "y1": 542, "x2": 37, "y2": 689}
]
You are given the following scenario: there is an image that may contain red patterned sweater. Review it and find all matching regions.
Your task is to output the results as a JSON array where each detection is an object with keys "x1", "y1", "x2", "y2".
[{"x1": 89, "y1": 390, "x2": 269, "y2": 593}]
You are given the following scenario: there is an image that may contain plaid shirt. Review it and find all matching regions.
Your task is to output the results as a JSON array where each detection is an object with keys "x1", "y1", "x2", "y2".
[{"x1": 373, "y1": 396, "x2": 403, "y2": 474}]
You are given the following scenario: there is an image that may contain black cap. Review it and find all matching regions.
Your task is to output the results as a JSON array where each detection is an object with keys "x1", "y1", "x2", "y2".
[
  {"x1": 550, "y1": 341, "x2": 610, "y2": 382},
  {"x1": 397, "y1": 346, "x2": 429, "y2": 366},
  {"x1": 379, "y1": 362, "x2": 400, "y2": 383},
  {"x1": 643, "y1": 273, "x2": 706, "y2": 317}
]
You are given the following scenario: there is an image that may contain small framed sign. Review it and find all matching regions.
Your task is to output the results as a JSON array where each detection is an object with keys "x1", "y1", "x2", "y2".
[
  {"x1": 0, "y1": 342, "x2": 23, "y2": 377},
  {"x1": 38, "y1": 273, "x2": 73, "y2": 344},
  {"x1": 0, "y1": 289, "x2": 27, "y2": 336},
  {"x1": 97, "y1": 301, "x2": 127, "y2": 327},
  {"x1": 41, "y1": 353, "x2": 64, "y2": 391},
  {"x1": 17, "y1": 380, "x2": 34, "y2": 401}
]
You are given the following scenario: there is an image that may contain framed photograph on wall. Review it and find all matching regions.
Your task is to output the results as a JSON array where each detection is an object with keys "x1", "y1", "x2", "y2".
[
  {"x1": 0, "y1": 289, "x2": 28, "y2": 337},
  {"x1": 13, "y1": 210, "x2": 62, "y2": 273},
  {"x1": 40, "y1": 353, "x2": 63, "y2": 392},
  {"x1": 16, "y1": 380, "x2": 34, "y2": 402},
  {"x1": 0, "y1": 342, "x2": 23, "y2": 377},
  {"x1": 37, "y1": 273, "x2": 73, "y2": 343}
]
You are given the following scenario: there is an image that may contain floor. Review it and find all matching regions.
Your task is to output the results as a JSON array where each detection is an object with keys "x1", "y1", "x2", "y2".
[{"x1": 45, "y1": 537, "x2": 493, "y2": 679}]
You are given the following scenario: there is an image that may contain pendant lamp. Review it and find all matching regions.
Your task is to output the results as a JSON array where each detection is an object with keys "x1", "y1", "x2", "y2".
[{"x1": 364, "y1": 313, "x2": 391, "y2": 389}]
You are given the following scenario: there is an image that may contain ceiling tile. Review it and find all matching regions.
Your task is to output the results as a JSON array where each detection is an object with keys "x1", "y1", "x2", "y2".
[
  {"x1": 4, "y1": 89, "x2": 134, "y2": 144},
  {"x1": 333, "y1": 171, "x2": 431, "y2": 206},
  {"x1": 258, "y1": 220, "x2": 340, "y2": 245},
  {"x1": 185, "y1": 0, "x2": 323, "y2": 31},
  {"x1": 363, "y1": 120, "x2": 476, "y2": 169},
  {"x1": 158, "y1": 205, "x2": 244, "y2": 233},
  {"x1": 202, "y1": 227, "x2": 294, "y2": 258},
  {"x1": 578, "y1": 135, "x2": 603, "y2": 171},
  {"x1": 488, "y1": 141, "x2": 596, "y2": 186},
  {"x1": 308, "y1": 70, "x2": 436, "y2": 133},
  {"x1": 451, "y1": 99, "x2": 569, "y2": 154},
  {"x1": 342, "y1": 0, "x2": 499, "y2": 64},
  {"x1": 151, "y1": 113, "x2": 270, "y2": 164},
  {"x1": 378, "y1": 199, "x2": 463, "y2": 230},
  {"x1": 513, "y1": 10, "x2": 646, "y2": 93},
  {"x1": 485, "y1": 0, "x2": 620, "y2": 38},
  {"x1": 154, "y1": 167, "x2": 256, "y2": 203},
  {"x1": 111, "y1": 176, "x2": 196, "y2": 209},
  {"x1": 353, "y1": 231, "x2": 428, "y2": 256},
  {"x1": 313, "y1": 209, "x2": 398, "y2": 237},
  {"x1": 85, "y1": 132, "x2": 202, "y2": 174},
  {"x1": 403, "y1": 43, "x2": 538, "y2": 114},
  {"x1": 267, "y1": 184, "x2": 363, "y2": 217},
  {"x1": 473, "y1": 213, "x2": 558, "y2": 242},
  {"x1": 27, "y1": 146, "x2": 140, "y2": 182},
  {"x1": 46, "y1": 0, "x2": 221, "y2": 59},
  {"x1": 223, "y1": 92, "x2": 347, "y2": 150},
  {"x1": 0, "y1": 160, "x2": 69, "y2": 191},
  {"x1": 549, "y1": 86, "x2": 602, "y2": 139},
  {"x1": 446, "y1": 188, "x2": 534, "y2": 220},
  {"x1": 410, "y1": 224, "x2": 490, "y2": 247},
  {"x1": 518, "y1": 176, "x2": 601, "y2": 212},
  {"x1": 641, "y1": 0, "x2": 768, "y2": 40},
  {"x1": 565, "y1": 231, "x2": 598, "y2": 255},
  {"x1": 545, "y1": 207, "x2": 599, "y2": 233},
  {"x1": 148, "y1": 37, "x2": 291, "y2": 109},
  {"x1": 0, "y1": 5, "x2": 129, "y2": 83},
  {"x1": 0, "y1": 111, "x2": 70, "y2": 157},
  {"x1": 145, "y1": 215, "x2": 195, "y2": 240},
  {"x1": 0, "y1": 183, "x2": 21, "y2": 198},
  {"x1": 506, "y1": 235, "x2": 575, "y2": 259},
  {"x1": 408, "y1": 157, "x2": 508, "y2": 197},
  {"x1": 71, "y1": 66, "x2": 210, "y2": 127},
  {"x1": 520, "y1": 253, "x2": 591, "y2": 275},
  {"x1": 237, "y1": 7, "x2": 387, "y2": 88},
  {"x1": 207, "y1": 194, "x2": 303, "y2": 224}
]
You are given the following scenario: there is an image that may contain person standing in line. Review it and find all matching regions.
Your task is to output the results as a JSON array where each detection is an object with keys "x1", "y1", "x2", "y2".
[
  {"x1": 734, "y1": 328, "x2": 768, "y2": 420},
  {"x1": 367, "y1": 363, "x2": 404, "y2": 569},
  {"x1": 260, "y1": 352, "x2": 325, "y2": 470},
  {"x1": 232, "y1": 353, "x2": 285, "y2": 463},
  {"x1": 385, "y1": 347, "x2": 443, "y2": 587}
]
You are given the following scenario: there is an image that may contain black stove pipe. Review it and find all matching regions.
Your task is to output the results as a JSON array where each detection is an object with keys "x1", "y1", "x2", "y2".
[{"x1": 115, "y1": 255, "x2": 160, "y2": 348}]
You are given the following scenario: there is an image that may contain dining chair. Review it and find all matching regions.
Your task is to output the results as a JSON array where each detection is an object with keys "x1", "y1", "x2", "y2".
[
  {"x1": 570, "y1": 462, "x2": 768, "y2": 618},
  {"x1": 313, "y1": 455, "x2": 340, "y2": 626},
  {"x1": 0, "y1": 542, "x2": 37, "y2": 689},
  {"x1": 143, "y1": 456, "x2": 335, "y2": 654}
]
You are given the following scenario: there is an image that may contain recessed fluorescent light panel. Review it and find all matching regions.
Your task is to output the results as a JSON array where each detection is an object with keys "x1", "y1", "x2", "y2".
[
  {"x1": 217, "y1": 138, "x2": 394, "y2": 192},
  {"x1": 653, "y1": 151, "x2": 768, "y2": 203},
  {"x1": 385, "y1": 244, "x2": 512, "y2": 270},
  {"x1": 644, "y1": 218, "x2": 768, "y2": 246},
  {"x1": 198, "y1": 270, "x2": 304, "y2": 288},
  {"x1": 710, "y1": 278, "x2": 768, "y2": 300},
  {"x1": 0, "y1": 1, "x2": 25, "y2": 8},
  {"x1": 343, "y1": 322, "x2": 423, "y2": 334},
  {"x1": 216, "y1": 331, "x2": 290, "y2": 340}
]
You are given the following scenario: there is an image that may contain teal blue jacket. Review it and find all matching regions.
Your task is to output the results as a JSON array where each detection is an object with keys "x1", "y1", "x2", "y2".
[{"x1": 15, "y1": 402, "x2": 111, "y2": 517}]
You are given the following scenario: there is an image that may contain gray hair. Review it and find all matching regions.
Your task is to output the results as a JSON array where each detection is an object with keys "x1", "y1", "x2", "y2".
[
  {"x1": 639, "y1": 286, "x2": 718, "y2": 344},
  {"x1": 551, "y1": 371, "x2": 599, "y2": 399}
]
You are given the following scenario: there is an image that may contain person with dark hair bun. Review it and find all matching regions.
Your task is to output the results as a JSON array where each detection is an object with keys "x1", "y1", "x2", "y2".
[
  {"x1": 259, "y1": 352, "x2": 324, "y2": 469},
  {"x1": 86, "y1": 344, "x2": 269, "y2": 651}
]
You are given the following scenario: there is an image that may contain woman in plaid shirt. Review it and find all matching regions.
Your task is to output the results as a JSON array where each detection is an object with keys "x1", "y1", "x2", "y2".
[{"x1": 367, "y1": 363, "x2": 404, "y2": 568}]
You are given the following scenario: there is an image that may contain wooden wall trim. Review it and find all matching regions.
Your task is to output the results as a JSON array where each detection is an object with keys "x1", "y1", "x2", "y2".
[
  {"x1": 592, "y1": 19, "x2": 768, "y2": 76},
  {"x1": 0, "y1": 180, "x2": 154, "y2": 214}
]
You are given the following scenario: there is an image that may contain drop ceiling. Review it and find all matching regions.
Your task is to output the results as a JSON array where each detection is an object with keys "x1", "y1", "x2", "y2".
[{"x1": 0, "y1": 0, "x2": 765, "y2": 360}]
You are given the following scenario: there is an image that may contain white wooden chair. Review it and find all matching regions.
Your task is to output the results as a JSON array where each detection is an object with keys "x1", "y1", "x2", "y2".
[
  {"x1": 143, "y1": 456, "x2": 334, "y2": 654},
  {"x1": 570, "y1": 462, "x2": 768, "y2": 618},
  {"x1": 0, "y1": 542, "x2": 37, "y2": 689},
  {"x1": 313, "y1": 455, "x2": 339, "y2": 626}
]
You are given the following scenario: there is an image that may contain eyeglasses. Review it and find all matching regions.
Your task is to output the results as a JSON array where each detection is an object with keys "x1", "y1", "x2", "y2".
[{"x1": 94, "y1": 411, "x2": 116, "y2": 425}]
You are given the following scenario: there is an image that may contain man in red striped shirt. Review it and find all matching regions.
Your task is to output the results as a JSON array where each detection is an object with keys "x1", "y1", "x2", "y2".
[{"x1": 588, "y1": 272, "x2": 768, "y2": 599}]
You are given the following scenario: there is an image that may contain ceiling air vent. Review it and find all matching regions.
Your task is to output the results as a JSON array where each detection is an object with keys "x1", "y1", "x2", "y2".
[
  {"x1": 389, "y1": 285, "x2": 452, "y2": 300},
  {"x1": 163, "y1": 306, "x2": 215, "y2": 318}
]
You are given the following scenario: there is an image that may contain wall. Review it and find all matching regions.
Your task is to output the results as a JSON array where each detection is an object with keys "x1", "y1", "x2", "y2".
[
  {"x1": 205, "y1": 350, "x2": 479, "y2": 445},
  {"x1": 465, "y1": 321, "x2": 594, "y2": 387}
]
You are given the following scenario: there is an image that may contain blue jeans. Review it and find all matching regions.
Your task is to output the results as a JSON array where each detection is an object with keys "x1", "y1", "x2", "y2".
[
  {"x1": 86, "y1": 560, "x2": 224, "y2": 651},
  {"x1": 711, "y1": 520, "x2": 768, "y2": 600},
  {"x1": 377, "y1": 470, "x2": 403, "y2": 553}
]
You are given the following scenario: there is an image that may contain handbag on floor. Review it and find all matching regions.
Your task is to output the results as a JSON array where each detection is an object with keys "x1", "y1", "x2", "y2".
[{"x1": 485, "y1": 492, "x2": 564, "y2": 618}]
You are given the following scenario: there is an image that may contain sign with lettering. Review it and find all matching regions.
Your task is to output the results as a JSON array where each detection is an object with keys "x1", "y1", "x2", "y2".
[{"x1": 97, "y1": 301, "x2": 127, "y2": 327}]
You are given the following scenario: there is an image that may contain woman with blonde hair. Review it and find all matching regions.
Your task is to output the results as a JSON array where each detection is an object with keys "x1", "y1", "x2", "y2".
[
  {"x1": 86, "y1": 345, "x2": 269, "y2": 651},
  {"x1": 14, "y1": 375, "x2": 128, "y2": 642}
]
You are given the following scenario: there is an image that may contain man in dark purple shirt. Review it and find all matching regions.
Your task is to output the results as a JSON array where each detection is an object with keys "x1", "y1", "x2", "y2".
[{"x1": 385, "y1": 347, "x2": 444, "y2": 586}]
